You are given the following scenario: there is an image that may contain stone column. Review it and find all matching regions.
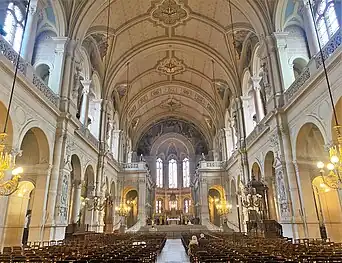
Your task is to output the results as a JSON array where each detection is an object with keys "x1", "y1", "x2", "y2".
[
  {"x1": 112, "y1": 130, "x2": 121, "y2": 160},
  {"x1": 138, "y1": 176, "x2": 147, "y2": 225},
  {"x1": 21, "y1": 0, "x2": 42, "y2": 62},
  {"x1": 45, "y1": 127, "x2": 68, "y2": 240},
  {"x1": 273, "y1": 32, "x2": 293, "y2": 90},
  {"x1": 302, "y1": 0, "x2": 319, "y2": 55},
  {"x1": 240, "y1": 96, "x2": 254, "y2": 136},
  {"x1": 251, "y1": 76, "x2": 265, "y2": 121},
  {"x1": 200, "y1": 177, "x2": 209, "y2": 224},
  {"x1": 79, "y1": 80, "x2": 91, "y2": 126},
  {"x1": 71, "y1": 180, "x2": 82, "y2": 224},
  {"x1": 50, "y1": 37, "x2": 70, "y2": 95},
  {"x1": 28, "y1": 164, "x2": 52, "y2": 242}
]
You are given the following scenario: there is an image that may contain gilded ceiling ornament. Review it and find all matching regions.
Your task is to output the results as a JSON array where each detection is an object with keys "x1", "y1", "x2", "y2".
[
  {"x1": 156, "y1": 56, "x2": 186, "y2": 76},
  {"x1": 150, "y1": 0, "x2": 190, "y2": 27}
]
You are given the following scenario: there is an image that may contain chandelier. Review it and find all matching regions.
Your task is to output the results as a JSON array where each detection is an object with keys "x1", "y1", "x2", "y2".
[
  {"x1": 0, "y1": 0, "x2": 31, "y2": 196},
  {"x1": 214, "y1": 198, "x2": 232, "y2": 216},
  {"x1": 82, "y1": 195, "x2": 108, "y2": 211},
  {"x1": 316, "y1": 131, "x2": 342, "y2": 189},
  {"x1": 306, "y1": 0, "x2": 342, "y2": 190},
  {"x1": 115, "y1": 201, "x2": 131, "y2": 217}
]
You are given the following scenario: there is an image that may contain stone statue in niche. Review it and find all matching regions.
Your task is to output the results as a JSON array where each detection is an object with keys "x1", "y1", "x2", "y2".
[
  {"x1": 260, "y1": 60, "x2": 271, "y2": 101},
  {"x1": 72, "y1": 66, "x2": 82, "y2": 99},
  {"x1": 232, "y1": 112, "x2": 239, "y2": 138}
]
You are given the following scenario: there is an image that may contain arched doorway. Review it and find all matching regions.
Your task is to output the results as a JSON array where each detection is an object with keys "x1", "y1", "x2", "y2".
[
  {"x1": 296, "y1": 123, "x2": 342, "y2": 241},
  {"x1": 264, "y1": 151, "x2": 279, "y2": 220},
  {"x1": 208, "y1": 188, "x2": 222, "y2": 227},
  {"x1": 125, "y1": 190, "x2": 138, "y2": 228},
  {"x1": 251, "y1": 162, "x2": 262, "y2": 181},
  {"x1": 3, "y1": 127, "x2": 50, "y2": 246}
]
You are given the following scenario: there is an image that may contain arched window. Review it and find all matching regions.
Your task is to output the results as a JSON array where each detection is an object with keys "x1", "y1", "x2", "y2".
[
  {"x1": 184, "y1": 199, "x2": 191, "y2": 213},
  {"x1": 183, "y1": 158, "x2": 190, "y2": 187},
  {"x1": 156, "y1": 158, "x2": 163, "y2": 188},
  {"x1": 4, "y1": 2, "x2": 26, "y2": 53},
  {"x1": 169, "y1": 200, "x2": 178, "y2": 210},
  {"x1": 168, "y1": 159, "x2": 177, "y2": 188},
  {"x1": 315, "y1": 0, "x2": 339, "y2": 46},
  {"x1": 156, "y1": 199, "x2": 162, "y2": 214}
]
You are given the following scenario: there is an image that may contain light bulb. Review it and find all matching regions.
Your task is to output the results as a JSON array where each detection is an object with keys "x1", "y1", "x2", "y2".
[
  {"x1": 330, "y1": 155, "x2": 339, "y2": 164},
  {"x1": 12, "y1": 167, "x2": 23, "y2": 175},
  {"x1": 317, "y1": 161, "x2": 325, "y2": 169},
  {"x1": 327, "y1": 163, "x2": 335, "y2": 170}
]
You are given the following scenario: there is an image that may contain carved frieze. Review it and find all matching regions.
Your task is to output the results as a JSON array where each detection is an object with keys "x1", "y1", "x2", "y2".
[{"x1": 150, "y1": 0, "x2": 190, "y2": 27}]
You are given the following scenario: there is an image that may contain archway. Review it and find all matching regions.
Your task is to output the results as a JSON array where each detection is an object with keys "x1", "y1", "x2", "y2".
[
  {"x1": 264, "y1": 151, "x2": 279, "y2": 220},
  {"x1": 125, "y1": 190, "x2": 138, "y2": 228},
  {"x1": 251, "y1": 162, "x2": 262, "y2": 181},
  {"x1": 226, "y1": 180, "x2": 239, "y2": 231},
  {"x1": 80, "y1": 165, "x2": 95, "y2": 230},
  {"x1": 3, "y1": 127, "x2": 50, "y2": 246},
  {"x1": 68, "y1": 155, "x2": 82, "y2": 225},
  {"x1": 208, "y1": 188, "x2": 221, "y2": 227},
  {"x1": 295, "y1": 123, "x2": 342, "y2": 240}
]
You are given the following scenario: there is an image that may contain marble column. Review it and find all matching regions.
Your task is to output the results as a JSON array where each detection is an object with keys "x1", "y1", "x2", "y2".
[
  {"x1": 71, "y1": 180, "x2": 82, "y2": 224},
  {"x1": 251, "y1": 76, "x2": 265, "y2": 121},
  {"x1": 302, "y1": 0, "x2": 319, "y2": 56},
  {"x1": 79, "y1": 80, "x2": 91, "y2": 126},
  {"x1": 21, "y1": 0, "x2": 43, "y2": 63}
]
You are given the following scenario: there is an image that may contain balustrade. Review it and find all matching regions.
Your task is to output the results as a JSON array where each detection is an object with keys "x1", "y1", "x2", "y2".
[{"x1": 0, "y1": 34, "x2": 59, "y2": 107}]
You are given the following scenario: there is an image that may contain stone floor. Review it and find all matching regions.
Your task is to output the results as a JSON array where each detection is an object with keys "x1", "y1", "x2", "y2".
[{"x1": 157, "y1": 239, "x2": 190, "y2": 263}]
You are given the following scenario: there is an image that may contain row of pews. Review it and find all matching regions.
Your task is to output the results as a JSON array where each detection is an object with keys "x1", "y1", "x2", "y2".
[
  {"x1": 0, "y1": 233, "x2": 166, "y2": 262},
  {"x1": 181, "y1": 232, "x2": 342, "y2": 262}
]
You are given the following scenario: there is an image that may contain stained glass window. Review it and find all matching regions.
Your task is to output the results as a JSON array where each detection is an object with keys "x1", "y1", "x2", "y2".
[
  {"x1": 168, "y1": 159, "x2": 177, "y2": 188},
  {"x1": 156, "y1": 158, "x2": 163, "y2": 188},
  {"x1": 183, "y1": 158, "x2": 190, "y2": 187}
]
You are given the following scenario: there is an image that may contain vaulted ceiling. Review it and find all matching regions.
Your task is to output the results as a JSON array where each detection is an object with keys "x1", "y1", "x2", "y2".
[{"x1": 63, "y1": 0, "x2": 275, "y2": 147}]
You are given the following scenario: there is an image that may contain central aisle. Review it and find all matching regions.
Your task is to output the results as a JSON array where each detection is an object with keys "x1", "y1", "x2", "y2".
[{"x1": 157, "y1": 239, "x2": 190, "y2": 263}]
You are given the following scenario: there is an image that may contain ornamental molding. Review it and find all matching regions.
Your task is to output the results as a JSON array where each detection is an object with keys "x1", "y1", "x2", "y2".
[
  {"x1": 150, "y1": 0, "x2": 190, "y2": 28},
  {"x1": 156, "y1": 55, "x2": 186, "y2": 76},
  {"x1": 159, "y1": 96, "x2": 183, "y2": 111}
]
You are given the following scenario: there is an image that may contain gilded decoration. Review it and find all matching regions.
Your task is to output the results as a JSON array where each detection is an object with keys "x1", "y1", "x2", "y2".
[
  {"x1": 150, "y1": 0, "x2": 190, "y2": 27},
  {"x1": 156, "y1": 56, "x2": 186, "y2": 76}
]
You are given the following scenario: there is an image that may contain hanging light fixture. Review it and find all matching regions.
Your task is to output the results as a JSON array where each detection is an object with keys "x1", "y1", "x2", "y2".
[
  {"x1": 0, "y1": 0, "x2": 31, "y2": 196},
  {"x1": 115, "y1": 199, "x2": 131, "y2": 217},
  {"x1": 306, "y1": 1, "x2": 342, "y2": 190},
  {"x1": 241, "y1": 176, "x2": 264, "y2": 210}
]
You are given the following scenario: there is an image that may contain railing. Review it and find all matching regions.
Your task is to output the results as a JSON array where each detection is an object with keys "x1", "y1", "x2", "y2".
[
  {"x1": 0, "y1": 34, "x2": 59, "y2": 107},
  {"x1": 76, "y1": 125, "x2": 99, "y2": 149},
  {"x1": 121, "y1": 162, "x2": 147, "y2": 171},
  {"x1": 199, "y1": 161, "x2": 225, "y2": 170},
  {"x1": 284, "y1": 28, "x2": 341, "y2": 105},
  {"x1": 245, "y1": 122, "x2": 269, "y2": 147}
]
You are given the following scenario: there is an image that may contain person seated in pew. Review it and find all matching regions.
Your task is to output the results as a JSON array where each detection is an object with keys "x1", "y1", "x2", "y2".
[
  {"x1": 188, "y1": 235, "x2": 198, "y2": 256},
  {"x1": 198, "y1": 233, "x2": 208, "y2": 247}
]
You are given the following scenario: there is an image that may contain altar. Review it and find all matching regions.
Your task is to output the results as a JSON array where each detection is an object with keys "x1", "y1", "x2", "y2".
[{"x1": 167, "y1": 218, "x2": 180, "y2": 225}]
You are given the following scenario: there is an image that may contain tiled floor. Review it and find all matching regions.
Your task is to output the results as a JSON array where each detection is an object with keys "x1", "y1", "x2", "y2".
[{"x1": 157, "y1": 239, "x2": 190, "y2": 263}]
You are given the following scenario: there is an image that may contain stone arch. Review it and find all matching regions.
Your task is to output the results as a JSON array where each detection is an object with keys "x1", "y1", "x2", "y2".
[
  {"x1": 3, "y1": 181, "x2": 35, "y2": 247},
  {"x1": 251, "y1": 162, "x2": 262, "y2": 181},
  {"x1": 295, "y1": 123, "x2": 327, "y2": 239},
  {"x1": 241, "y1": 69, "x2": 256, "y2": 136},
  {"x1": 208, "y1": 187, "x2": 222, "y2": 227},
  {"x1": 48, "y1": 0, "x2": 66, "y2": 36},
  {"x1": 125, "y1": 189, "x2": 138, "y2": 228},
  {"x1": 0, "y1": 100, "x2": 13, "y2": 147},
  {"x1": 251, "y1": 45, "x2": 261, "y2": 77},
  {"x1": 264, "y1": 151, "x2": 279, "y2": 221}
]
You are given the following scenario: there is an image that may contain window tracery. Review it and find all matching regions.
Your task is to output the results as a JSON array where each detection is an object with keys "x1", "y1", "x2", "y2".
[
  {"x1": 156, "y1": 199, "x2": 162, "y2": 214},
  {"x1": 315, "y1": 0, "x2": 339, "y2": 46},
  {"x1": 168, "y1": 159, "x2": 177, "y2": 188},
  {"x1": 156, "y1": 158, "x2": 163, "y2": 188},
  {"x1": 184, "y1": 199, "x2": 191, "y2": 213},
  {"x1": 4, "y1": 2, "x2": 26, "y2": 53},
  {"x1": 182, "y1": 158, "x2": 190, "y2": 187}
]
